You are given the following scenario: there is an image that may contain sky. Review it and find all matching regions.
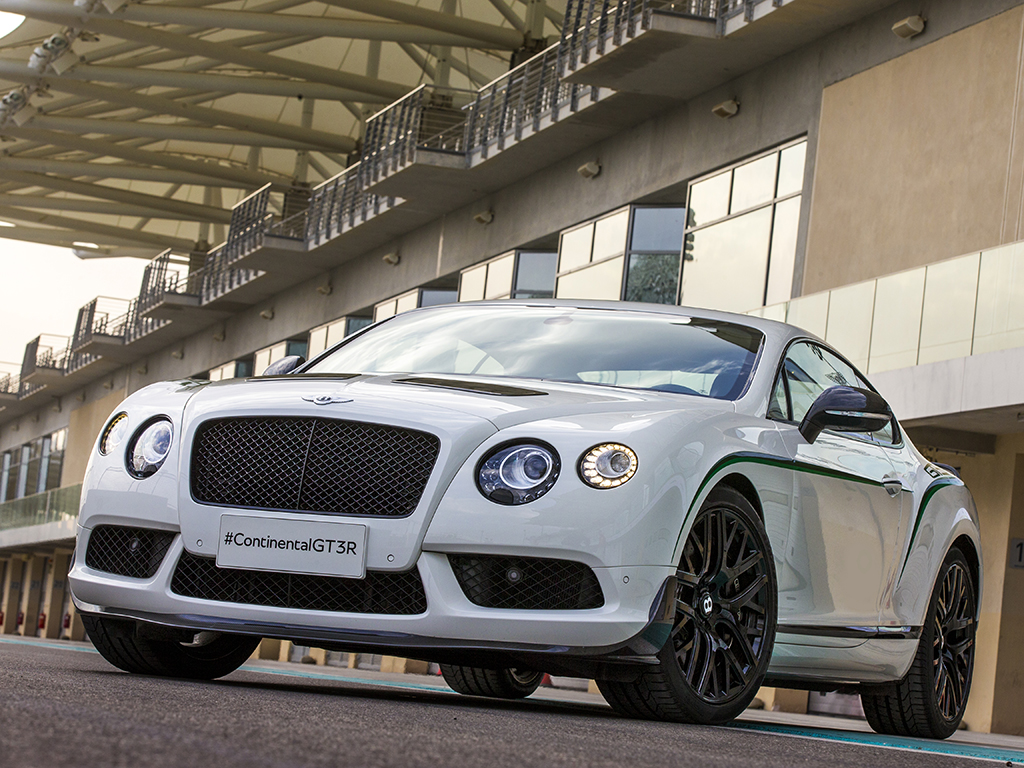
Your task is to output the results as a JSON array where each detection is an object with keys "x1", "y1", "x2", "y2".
[{"x1": 0, "y1": 239, "x2": 150, "y2": 370}]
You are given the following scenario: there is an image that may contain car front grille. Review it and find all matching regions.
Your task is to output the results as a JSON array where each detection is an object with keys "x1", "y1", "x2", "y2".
[
  {"x1": 190, "y1": 416, "x2": 440, "y2": 517},
  {"x1": 85, "y1": 525, "x2": 176, "y2": 579},
  {"x1": 449, "y1": 554, "x2": 604, "y2": 610},
  {"x1": 170, "y1": 550, "x2": 428, "y2": 615}
]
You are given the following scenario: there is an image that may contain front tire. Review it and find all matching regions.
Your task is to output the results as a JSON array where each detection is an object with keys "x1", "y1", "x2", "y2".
[
  {"x1": 83, "y1": 614, "x2": 260, "y2": 680},
  {"x1": 440, "y1": 664, "x2": 543, "y2": 699},
  {"x1": 861, "y1": 548, "x2": 976, "y2": 739},
  {"x1": 599, "y1": 486, "x2": 777, "y2": 724}
]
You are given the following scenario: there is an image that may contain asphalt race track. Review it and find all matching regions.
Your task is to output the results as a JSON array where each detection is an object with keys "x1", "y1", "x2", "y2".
[{"x1": 1, "y1": 637, "x2": 1021, "y2": 768}]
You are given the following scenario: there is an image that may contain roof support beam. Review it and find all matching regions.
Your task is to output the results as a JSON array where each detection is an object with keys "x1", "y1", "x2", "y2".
[
  {"x1": 0, "y1": 169, "x2": 232, "y2": 224},
  {"x1": 0, "y1": 157, "x2": 255, "y2": 188},
  {"x1": 0, "y1": 127, "x2": 288, "y2": 189},
  {"x1": 485, "y1": 0, "x2": 526, "y2": 31},
  {"x1": 0, "y1": 205, "x2": 197, "y2": 250},
  {"x1": 0, "y1": 63, "x2": 358, "y2": 153},
  {"x1": 0, "y1": 0, "x2": 412, "y2": 100},
  {"x1": 16, "y1": 115, "x2": 328, "y2": 150},
  {"x1": 0, "y1": 225, "x2": 172, "y2": 249},
  {"x1": 315, "y1": 0, "x2": 525, "y2": 49},
  {"x1": 116, "y1": 4, "x2": 510, "y2": 48},
  {"x1": 0, "y1": 195, "x2": 219, "y2": 219}
]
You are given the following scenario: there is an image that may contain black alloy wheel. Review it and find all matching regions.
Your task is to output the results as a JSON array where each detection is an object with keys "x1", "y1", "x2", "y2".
[
  {"x1": 862, "y1": 548, "x2": 977, "y2": 739},
  {"x1": 598, "y1": 485, "x2": 777, "y2": 724}
]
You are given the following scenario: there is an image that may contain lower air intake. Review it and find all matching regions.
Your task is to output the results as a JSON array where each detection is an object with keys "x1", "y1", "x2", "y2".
[
  {"x1": 85, "y1": 525, "x2": 176, "y2": 579},
  {"x1": 448, "y1": 554, "x2": 604, "y2": 610},
  {"x1": 170, "y1": 551, "x2": 427, "y2": 615}
]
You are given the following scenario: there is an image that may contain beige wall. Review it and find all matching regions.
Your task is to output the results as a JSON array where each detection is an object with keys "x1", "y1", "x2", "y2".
[
  {"x1": 927, "y1": 432, "x2": 1024, "y2": 734},
  {"x1": 62, "y1": 387, "x2": 127, "y2": 488},
  {"x1": 804, "y1": 7, "x2": 1024, "y2": 293}
]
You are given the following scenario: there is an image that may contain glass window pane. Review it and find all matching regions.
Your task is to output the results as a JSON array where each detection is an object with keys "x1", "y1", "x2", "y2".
[
  {"x1": 681, "y1": 208, "x2": 772, "y2": 312},
  {"x1": 0, "y1": 452, "x2": 10, "y2": 502},
  {"x1": 731, "y1": 154, "x2": 778, "y2": 214},
  {"x1": 484, "y1": 254, "x2": 515, "y2": 299},
  {"x1": 513, "y1": 251, "x2": 557, "y2": 299},
  {"x1": 918, "y1": 253, "x2": 979, "y2": 365},
  {"x1": 764, "y1": 196, "x2": 801, "y2": 305},
  {"x1": 688, "y1": 170, "x2": 730, "y2": 226},
  {"x1": 624, "y1": 253, "x2": 680, "y2": 305},
  {"x1": 630, "y1": 207, "x2": 687, "y2": 252},
  {"x1": 395, "y1": 290, "x2": 421, "y2": 314},
  {"x1": 777, "y1": 142, "x2": 807, "y2": 197},
  {"x1": 345, "y1": 317, "x2": 372, "y2": 337},
  {"x1": 555, "y1": 256, "x2": 625, "y2": 300},
  {"x1": 420, "y1": 289, "x2": 457, "y2": 308},
  {"x1": 824, "y1": 280, "x2": 876, "y2": 371},
  {"x1": 592, "y1": 209, "x2": 630, "y2": 262},
  {"x1": 308, "y1": 326, "x2": 328, "y2": 358},
  {"x1": 973, "y1": 243, "x2": 1024, "y2": 355},
  {"x1": 374, "y1": 300, "x2": 397, "y2": 322},
  {"x1": 784, "y1": 342, "x2": 859, "y2": 423},
  {"x1": 325, "y1": 319, "x2": 349, "y2": 348},
  {"x1": 459, "y1": 264, "x2": 486, "y2": 302},
  {"x1": 768, "y1": 373, "x2": 788, "y2": 420},
  {"x1": 559, "y1": 223, "x2": 594, "y2": 272},
  {"x1": 785, "y1": 292, "x2": 829, "y2": 338},
  {"x1": 253, "y1": 348, "x2": 271, "y2": 375},
  {"x1": 868, "y1": 268, "x2": 925, "y2": 373}
]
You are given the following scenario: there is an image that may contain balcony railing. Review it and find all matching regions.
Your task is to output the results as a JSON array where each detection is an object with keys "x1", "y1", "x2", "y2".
[
  {"x1": 220, "y1": 183, "x2": 273, "y2": 265},
  {"x1": 200, "y1": 243, "x2": 263, "y2": 304},
  {"x1": 0, "y1": 484, "x2": 81, "y2": 533},
  {"x1": 749, "y1": 240, "x2": 1024, "y2": 375},
  {"x1": 139, "y1": 250, "x2": 196, "y2": 316},
  {"x1": 21, "y1": 333, "x2": 70, "y2": 380},
  {"x1": 467, "y1": 43, "x2": 601, "y2": 160},
  {"x1": 359, "y1": 85, "x2": 475, "y2": 188},
  {"x1": 561, "y1": 0, "x2": 722, "y2": 70},
  {"x1": 306, "y1": 162, "x2": 399, "y2": 246},
  {"x1": 0, "y1": 364, "x2": 18, "y2": 399},
  {"x1": 71, "y1": 296, "x2": 131, "y2": 351},
  {"x1": 267, "y1": 208, "x2": 308, "y2": 241}
]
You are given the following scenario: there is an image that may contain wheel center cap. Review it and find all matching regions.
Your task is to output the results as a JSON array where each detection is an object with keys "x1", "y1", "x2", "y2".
[{"x1": 700, "y1": 592, "x2": 714, "y2": 616}]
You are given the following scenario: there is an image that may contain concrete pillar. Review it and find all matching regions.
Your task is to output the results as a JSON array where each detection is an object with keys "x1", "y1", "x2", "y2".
[
  {"x1": 278, "y1": 640, "x2": 293, "y2": 662},
  {"x1": 1, "y1": 556, "x2": 26, "y2": 634},
  {"x1": 16, "y1": 555, "x2": 45, "y2": 637},
  {"x1": 40, "y1": 550, "x2": 71, "y2": 639},
  {"x1": 66, "y1": 601, "x2": 85, "y2": 641},
  {"x1": 0, "y1": 557, "x2": 13, "y2": 633},
  {"x1": 380, "y1": 656, "x2": 428, "y2": 675},
  {"x1": 254, "y1": 638, "x2": 282, "y2": 660}
]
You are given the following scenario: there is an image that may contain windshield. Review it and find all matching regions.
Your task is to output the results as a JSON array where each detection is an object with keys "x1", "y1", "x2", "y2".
[{"x1": 306, "y1": 306, "x2": 764, "y2": 400}]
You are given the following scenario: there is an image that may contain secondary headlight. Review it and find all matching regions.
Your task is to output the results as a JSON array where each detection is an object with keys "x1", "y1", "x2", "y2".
[
  {"x1": 127, "y1": 418, "x2": 173, "y2": 479},
  {"x1": 99, "y1": 412, "x2": 129, "y2": 456},
  {"x1": 477, "y1": 442, "x2": 560, "y2": 505},
  {"x1": 579, "y1": 443, "x2": 638, "y2": 489}
]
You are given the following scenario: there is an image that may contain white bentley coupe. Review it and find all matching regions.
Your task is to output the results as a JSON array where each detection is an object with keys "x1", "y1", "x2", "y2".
[{"x1": 69, "y1": 301, "x2": 980, "y2": 739}]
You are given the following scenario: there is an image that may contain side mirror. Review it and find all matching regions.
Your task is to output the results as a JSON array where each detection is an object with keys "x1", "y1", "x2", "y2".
[
  {"x1": 261, "y1": 355, "x2": 305, "y2": 376},
  {"x1": 799, "y1": 385, "x2": 892, "y2": 444}
]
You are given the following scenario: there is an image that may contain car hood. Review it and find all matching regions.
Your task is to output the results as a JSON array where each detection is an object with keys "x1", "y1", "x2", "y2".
[{"x1": 185, "y1": 372, "x2": 734, "y2": 429}]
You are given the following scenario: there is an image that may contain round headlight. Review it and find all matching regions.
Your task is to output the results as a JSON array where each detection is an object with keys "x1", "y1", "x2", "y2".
[
  {"x1": 99, "y1": 412, "x2": 129, "y2": 456},
  {"x1": 579, "y1": 443, "x2": 638, "y2": 489},
  {"x1": 477, "y1": 442, "x2": 560, "y2": 505},
  {"x1": 127, "y1": 419, "x2": 173, "y2": 479}
]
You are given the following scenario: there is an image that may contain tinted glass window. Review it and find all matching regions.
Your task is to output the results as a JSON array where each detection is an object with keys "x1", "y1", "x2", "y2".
[
  {"x1": 783, "y1": 342, "x2": 860, "y2": 423},
  {"x1": 308, "y1": 307, "x2": 764, "y2": 400},
  {"x1": 630, "y1": 207, "x2": 687, "y2": 252}
]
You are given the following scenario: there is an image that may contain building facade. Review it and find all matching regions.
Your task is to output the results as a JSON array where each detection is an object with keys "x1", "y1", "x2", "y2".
[{"x1": 4, "y1": 0, "x2": 1024, "y2": 734}]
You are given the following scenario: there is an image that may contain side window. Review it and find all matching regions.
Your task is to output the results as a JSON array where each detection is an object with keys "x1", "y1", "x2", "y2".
[
  {"x1": 767, "y1": 372, "x2": 789, "y2": 421},
  {"x1": 854, "y1": 372, "x2": 898, "y2": 445},
  {"x1": 783, "y1": 342, "x2": 859, "y2": 424}
]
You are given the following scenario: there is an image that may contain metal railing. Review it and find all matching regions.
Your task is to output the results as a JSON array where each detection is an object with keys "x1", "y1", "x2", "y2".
[
  {"x1": 139, "y1": 250, "x2": 198, "y2": 316},
  {"x1": 0, "y1": 484, "x2": 81, "y2": 533},
  {"x1": 0, "y1": 364, "x2": 19, "y2": 397},
  {"x1": 267, "y1": 208, "x2": 308, "y2": 241},
  {"x1": 359, "y1": 85, "x2": 475, "y2": 188},
  {"x1": 21, "y1": 333, "x2": 70, "y2": 380},
  {"x1": 561, "y1": 0, "x2": 722, "y2": 70},
  {"x1": 199, "y1": 243, "x2": 263, "y2": 304},
  {"x1": 71, "y1": 296, "x2": 131, "y2": 352},
  {"x1": 466, "y1": 43, "x2": 601, "y2": 160},
  {"x1": 220, "y1": 184, "x2": 274, "y2": 265},
  {"x1": 306, "y1": 162, "x2": 399, "y2": 246}
]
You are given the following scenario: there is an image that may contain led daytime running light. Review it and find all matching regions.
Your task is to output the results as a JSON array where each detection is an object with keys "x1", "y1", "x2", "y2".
[
  {"x1": 580, "y1": 443, "x2": 638, "y2": 489},
  {"x1": 99, "y1": 412, "x2": 128, "y2": 456}
]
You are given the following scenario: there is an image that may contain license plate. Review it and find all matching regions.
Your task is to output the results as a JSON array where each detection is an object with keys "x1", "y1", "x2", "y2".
[{"x1": 217, "y1": 514, "x2": 367, "y2": 579}]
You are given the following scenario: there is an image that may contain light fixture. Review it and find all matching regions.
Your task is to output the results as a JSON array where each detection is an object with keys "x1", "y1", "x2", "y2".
[
  {"x1": 170, "y1": 348, "x2": 184, "y2": 360},
  {"x1": 892, "y1": 16, "x2": 925, "y2": 39},
  {"x1": 0, "y1": 220, "x2": 14, "y2": 227},
  {"x1": 381, "y1": 252, "x2": 400, "y2": 266},
  {"x1": 473, "y1": 209, "x2": 494, "y2": 225},
  {"x1": 259, "y1": 308, "x2": 274, "y2": 320},
  {"x1": 577, "y1": 161, "x2": 601, "y2": 179},
  {"x1": 73, "y1": 241, "x2": 99, "y2": 249},
  {"x1": 579, "y1": 443, "x2": 638, "y2": 489},
  {"x1": 316, "y1": 281, "x2": 334, "y2": 293},
  {"x1": 712, "y1": 99, "x2": 740, "y2": 119}
]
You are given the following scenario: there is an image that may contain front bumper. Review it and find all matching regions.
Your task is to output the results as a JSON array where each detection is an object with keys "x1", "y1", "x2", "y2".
[{"x1": 70, "y1": 526, "x2": 676, "y2": 678}]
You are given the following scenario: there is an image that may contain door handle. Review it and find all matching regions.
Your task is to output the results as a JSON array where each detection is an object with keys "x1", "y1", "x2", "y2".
[{"x1": 883, "y1": 480, "x2": 903, "y2": 498}]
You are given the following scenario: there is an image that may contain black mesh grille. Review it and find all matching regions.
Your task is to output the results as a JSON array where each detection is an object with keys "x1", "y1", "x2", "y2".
[
  {"x1": 449, "y1": 555, "x2": 604, "y2": 610},
  {"x1": 191, "y1": 416, "x2": 440, "y2": 517},
  {"x1": 171, "y1": 550, "x2": 427, "y2": 615},
  {"x1": 85, "y1": 525, "x2": 176, "y2": 579}
]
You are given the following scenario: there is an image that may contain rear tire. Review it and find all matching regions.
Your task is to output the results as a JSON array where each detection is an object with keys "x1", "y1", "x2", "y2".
[
  {"x1": 861, "y1": 548, "x2": 976, "y2": 739},
  {"x1": 598, "y1": 486, "x2": 777, "y2": 724},
  {"x1": 440, "y1": 664, "x2": 543, "y2": 699},
  {"x1": 83, "y1": 614, "x2": 259, "y2": 680}
]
